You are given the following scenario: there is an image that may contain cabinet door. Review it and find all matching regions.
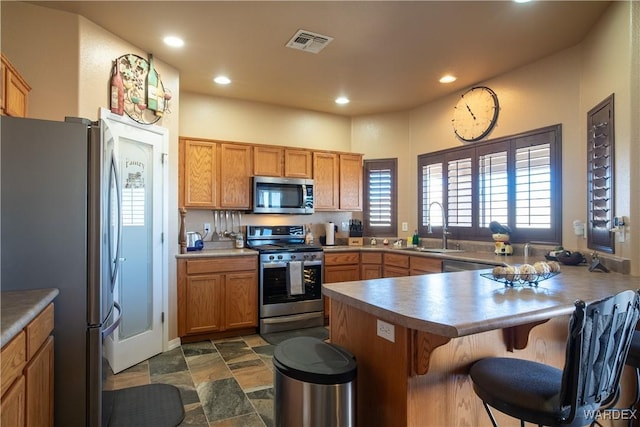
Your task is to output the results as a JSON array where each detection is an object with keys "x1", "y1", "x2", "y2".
[
  {"x1": 410, "y1": 256, "x2": 442, "y2": 275},
  {"x1": 253, "y1": 146, "x2": 283, "y2": 177},
  {"x1": 25, "y1": 336, "x2": 53, "y2": 427},
  {"x1": 224, "y1": 271, "x2": 258, "y2": 330},
  {"x1": 284, "y1": 149, "x2": 313, "y2": 178},
  {"x1": 339, "y1": 154, "x2": 363, "y2": 211},
  {"x1": 183, "y1": 139, "x2": 218, "y2": 208},
  {"x1": 220, "y1": 143, "x2": 252, "y2": 209},
  {"x1": 313, "y1": 152, "x2": 339, "y2": 210},
  {"x1": 184, "y1": 274, "x2": 223, "y2": 334},
  {"x1": 361, "y1": 264, "x2": 382, "y2": 280},
  {"x1": 383, "y1": 265, "x2": 409, "y2": 278},
  {"x1": 324, "y1": 264, "x2": 360, "y2": 283},
  {"x1": 1, "y1": 375, "x2": 25, "y2": 427}
]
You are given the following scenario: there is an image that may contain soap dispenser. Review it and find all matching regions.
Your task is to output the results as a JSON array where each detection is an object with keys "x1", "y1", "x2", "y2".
[{"x1": 412, "y1": 230, "x2": 419, "y2": 246}]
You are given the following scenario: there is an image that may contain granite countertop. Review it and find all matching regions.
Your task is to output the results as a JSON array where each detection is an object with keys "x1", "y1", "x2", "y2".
[
  {"x1": 322, "y1": 265, "x2": 640, "y2": 338},
  {"x1": 1, "y1": 288, "x2": 59, "y2": 347}
]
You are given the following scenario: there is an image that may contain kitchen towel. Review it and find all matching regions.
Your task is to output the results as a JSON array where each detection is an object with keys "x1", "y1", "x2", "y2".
[{"x1": 287, "y1": 261, "x2": 304, "y2": 295}]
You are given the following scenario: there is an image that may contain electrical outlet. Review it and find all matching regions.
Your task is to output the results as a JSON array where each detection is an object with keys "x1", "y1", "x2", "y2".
[
  {"x1": 376, "y1": 319, "x2": 395, "y2": 342},
  {"x1": 204, "y1": 223, "x2": 211, "y2": 233},
  {"x1": 401, "y1": 222, "x2": 408, "y2": 232}
]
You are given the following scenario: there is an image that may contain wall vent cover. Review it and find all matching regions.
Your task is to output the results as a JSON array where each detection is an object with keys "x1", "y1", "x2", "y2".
[{"x1": 286, "y1": 29, "x2": 333, "y2": 54}]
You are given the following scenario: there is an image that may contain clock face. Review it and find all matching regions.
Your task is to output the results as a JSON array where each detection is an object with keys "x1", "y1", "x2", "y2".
[{"x1": 452, "y1": 86, "x2": 499, "y2": 142}]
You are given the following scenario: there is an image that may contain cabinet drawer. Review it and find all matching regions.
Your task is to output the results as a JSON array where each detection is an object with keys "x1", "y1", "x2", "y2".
[
  {"x1": 26, "y1": 303, "x2": 54, "y2": 360},
  {"x1": 410, "y1": 256, "x2": 442, "y2": 274},
  {"x1": 186, "y1": 256, "x2": 257, "y2": 275},
  {"x1": 325, "y1": 252, "x2": 360, "y2": 265},
  {"x1": 383, "y1": 253, "x2": 409, "y2": 269},
  {"x1": 361, "y1": 252, "x2": 382, "y2": 264},
  {"x1": 1, "y1": 331, "x2": 26, "y2": 397}
]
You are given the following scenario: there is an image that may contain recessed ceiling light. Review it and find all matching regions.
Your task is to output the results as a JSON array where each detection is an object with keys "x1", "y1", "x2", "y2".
[
  {"x1": 439, "y1": 75, "x2": 457, "y2": 84},
  {"x1": 335, "y1": 97, "x2": 350, "y2": 105},
  {"x1": 513, "y1": 0, "x2": 532, "y2": 3},
  {"x1": 163, "y1": 36, "x2": 184, "y2": 47},
  {"x1": 214, "y1": 76, "x2": 231, "y2": 85}
]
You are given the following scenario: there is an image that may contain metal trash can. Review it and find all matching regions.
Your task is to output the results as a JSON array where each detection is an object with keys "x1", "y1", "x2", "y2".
[{"x1": 274, "y1": 336, "x2": 357, "y2": 427}]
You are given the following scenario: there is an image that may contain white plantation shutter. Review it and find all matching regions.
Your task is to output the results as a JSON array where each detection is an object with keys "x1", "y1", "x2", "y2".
[
  {"x1": 479, "y1": 151, "x2": 508, "y2": 227},
  {"x1": 515, "y1": 143, "x2": 551, "y2": 228},
  {"x1": 421, "y1": 163, "x2": 443, "y2": 226},
  {"x1": 447, "y1": 157, "x2": 472, "y2": 227},
  {"x1": 364, "y1": 159, "x2": 397, "y2": 236}
]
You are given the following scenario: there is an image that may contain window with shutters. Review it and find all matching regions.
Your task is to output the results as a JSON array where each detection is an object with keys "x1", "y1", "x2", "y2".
[
  {"x1": 363, "y1": 158, "x2": 397, "y2": 237},
  {"x1": 418, "y1": 125, "x2": 562, "y2": 244}
]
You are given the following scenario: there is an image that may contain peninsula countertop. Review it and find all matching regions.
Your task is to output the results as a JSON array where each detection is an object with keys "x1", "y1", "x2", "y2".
[
  {"x1": 322, "y1": 265, "x2": 640, "y2": 338},
  {"x1": 1, "y1": 288, "x2": 59, "y2": 347}
]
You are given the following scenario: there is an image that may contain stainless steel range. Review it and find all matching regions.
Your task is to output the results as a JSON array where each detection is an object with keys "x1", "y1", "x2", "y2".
[{"x1": 247, "y1": 225, "x2": 324, "y2": 334}]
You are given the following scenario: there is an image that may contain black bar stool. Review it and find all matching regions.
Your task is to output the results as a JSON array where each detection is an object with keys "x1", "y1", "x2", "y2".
[
  {"x1": 625, "y1": 331, "x2": 640, "y2": 426},
  {"x1": 470, "y1": 290, "x2": 640, "y2": 427}
]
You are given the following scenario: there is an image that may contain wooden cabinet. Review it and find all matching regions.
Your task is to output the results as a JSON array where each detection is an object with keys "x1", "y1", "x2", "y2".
[
  {"x1": 324, "y1": 251, "x2": 361, "y2": 321},
  {"x1": 178, "y1": 256, "x2": 258, "y2": 340},
  {"x1": 219, "y1": 143, "x2": 252, "y2": 209},
  {"x1": 339, "y1": 154, "x2": 363, "y2": 211},
  {"x1": 360, "y1": 252, "x2": 383, "y2": 280},
  {"x1": 383, "y1": 253, "x2": 410, "y2": 277},
  {"x1": 253, "y1": 147, "x2": 313, "y2": 178},
  {"x1": 313, "y1": 152, "x2": 340, "y2": 210},
  {"x1": 179, "y1": 139, "x2": 252, "y2": 209},
  {"x1": 410, "y1": 256, "x2": 442, "y2": 275},
  {"x1": 284, "y1": 149, "x2": 313, "y2": 178},
  {"x1": 253, "y1": 146, "x2": 283, "y2": 177},
  {"x1": 313, "y1": 152, "x2": 363, "y2": 211},
  {"x1": 1, "y1": 303, "x2": 54, "y2": 427},
  {"x1": 1, "y1": 54, "x2": 31, "y2": 118}
]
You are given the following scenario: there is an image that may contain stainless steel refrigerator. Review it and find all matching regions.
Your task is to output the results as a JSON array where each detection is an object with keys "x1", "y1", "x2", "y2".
[{"x1": 1, "y1": 115, "x2": 122, "y2": 426}]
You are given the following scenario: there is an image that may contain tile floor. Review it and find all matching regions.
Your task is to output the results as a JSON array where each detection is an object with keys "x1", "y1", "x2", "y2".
[{"x1": 104, "y1": 334, "x2": 276, "y2": 426}]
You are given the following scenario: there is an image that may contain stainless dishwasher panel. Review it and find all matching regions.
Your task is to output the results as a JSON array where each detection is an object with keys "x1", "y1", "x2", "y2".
[{"x1": 442, "y1": 259, "x2": 498, "y2": 272}]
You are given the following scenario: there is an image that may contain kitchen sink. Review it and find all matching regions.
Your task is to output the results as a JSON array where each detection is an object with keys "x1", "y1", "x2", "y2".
[{"x1": 405, "y1": 247, "x2": 464, "y2": 253}]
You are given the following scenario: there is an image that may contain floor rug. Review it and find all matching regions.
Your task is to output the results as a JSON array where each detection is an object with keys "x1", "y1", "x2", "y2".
[
  {"x1": 260, "y1": 326, "x2": 329, "y2": 346},
  {"x1": 103, "y1": 383, "x2": 185, "y2": 427}
]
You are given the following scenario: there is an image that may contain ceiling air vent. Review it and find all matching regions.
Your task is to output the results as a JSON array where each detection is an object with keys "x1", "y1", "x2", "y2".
[{"x1": 286, "y1": 29, "x2": 333, "y2": 54}]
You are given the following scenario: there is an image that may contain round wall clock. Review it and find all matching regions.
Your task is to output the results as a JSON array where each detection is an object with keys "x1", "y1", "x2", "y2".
[{"x1": 451, "y1": 86, "x2": 499, "y2": 142}]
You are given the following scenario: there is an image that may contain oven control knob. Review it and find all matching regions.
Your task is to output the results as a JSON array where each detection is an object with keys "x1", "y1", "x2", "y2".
[
  {"x1": 277, "y1": 255, "x2": 283, "y2": 260},
  {"x1": 291, "y1": 255, "x2": 297, "y2": 260},
  {"x1": 310, "y1": 254, "x2": 316, "y2": 260},
  {"x1": 268, "y1": 255, "x2": 275, "y2": 261}
]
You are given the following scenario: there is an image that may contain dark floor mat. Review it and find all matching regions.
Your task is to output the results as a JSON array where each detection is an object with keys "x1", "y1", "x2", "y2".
[
  {"x1": 261, "y1": 326, "x2": 329, "y2": 346},
  {"x1": 103, "y1": 383, "x2": 185, "y2": 427}
]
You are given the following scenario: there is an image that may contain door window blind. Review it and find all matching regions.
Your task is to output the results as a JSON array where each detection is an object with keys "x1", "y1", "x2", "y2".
[
  {"x1": 479, "y1": 151, "x2": 508, "y2": 227},
  {"x1": 421, "y1": 163, "x2": 443, "y2": 226},
  {"x1": 363, "y1": 159, "x2": 397, "y2": 236},
  {"x1": 515, "y1": 143, "x2": 551, "y2": 228},
  {"x1": 447, "y1": 157, "x2": 472, "y2": 227}
]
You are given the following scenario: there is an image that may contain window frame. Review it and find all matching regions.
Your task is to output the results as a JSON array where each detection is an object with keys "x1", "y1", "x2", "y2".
[
  {"x1": 417, "y1": 125, "x2": 562, "y2": 244},
  {"x1": 363, "y1": 158, "x2": 398, "y2": 237}
]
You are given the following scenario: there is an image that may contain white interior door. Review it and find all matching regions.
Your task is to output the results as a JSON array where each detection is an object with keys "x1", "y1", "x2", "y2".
[{"x1": 101, "y1": 109, "x2": 168, "y2": 374}]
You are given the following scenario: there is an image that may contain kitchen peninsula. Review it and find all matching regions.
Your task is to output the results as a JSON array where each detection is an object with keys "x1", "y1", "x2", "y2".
[{"x1": 323, "y1": 266, "x2": 640, "y2": 427}]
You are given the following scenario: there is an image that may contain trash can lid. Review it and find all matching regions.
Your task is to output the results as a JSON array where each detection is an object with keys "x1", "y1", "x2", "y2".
[{"x1": 273, "y1": 337, "x2": 357, "y2": 385}]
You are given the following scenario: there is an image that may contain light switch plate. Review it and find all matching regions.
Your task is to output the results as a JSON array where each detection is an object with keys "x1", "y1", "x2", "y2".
[
  {"x1": 401, "y1": 222, "x2": 408, "y2": 232},
  {"x1": 376, "y1": 319, "x2": 395, "y2": 342}
]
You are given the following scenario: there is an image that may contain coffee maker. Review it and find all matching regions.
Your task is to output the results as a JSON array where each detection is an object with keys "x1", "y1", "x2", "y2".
[{"x1": 489, "y1": 221, "x2": 513, "y2": 256}]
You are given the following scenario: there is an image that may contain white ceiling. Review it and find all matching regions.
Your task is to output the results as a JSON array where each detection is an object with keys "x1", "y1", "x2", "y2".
[{"x1": 32, "y1": 1, "x2": 611, "y2": 116}]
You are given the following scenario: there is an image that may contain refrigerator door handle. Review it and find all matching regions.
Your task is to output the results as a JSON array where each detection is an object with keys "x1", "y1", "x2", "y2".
[{"x1": 102, "y1": 301, "x2": 121, "y2": 338}]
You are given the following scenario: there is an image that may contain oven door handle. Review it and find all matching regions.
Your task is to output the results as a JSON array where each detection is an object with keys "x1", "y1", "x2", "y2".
[{"x1": 262, "y1": 262, "x2": 288, "y2": 269}]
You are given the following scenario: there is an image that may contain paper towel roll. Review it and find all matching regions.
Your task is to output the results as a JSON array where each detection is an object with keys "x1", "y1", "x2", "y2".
[{"x1": 325, "y1": 222, "x2": 335, "y2": 246}]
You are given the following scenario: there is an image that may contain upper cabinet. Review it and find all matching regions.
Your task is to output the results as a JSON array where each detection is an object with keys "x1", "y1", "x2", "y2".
[
  {"x1": 313, "y1": 152, "x2": 363, "y2": 211},
  {"x1": 180, "y1": 136, "x2": 361, "y2": 211},
  {"x1": 179, "y1": 138, "x2": 252, "y2": 209},
  {"x1": 1, "y1": 54, "x2": 31, "y2": 118},
  {"x1": 339, "y1": 153, "x2": 363, "y2": 211},
  {"x1": 253, "y1": 146, "x2": 312, "y2": 178}
]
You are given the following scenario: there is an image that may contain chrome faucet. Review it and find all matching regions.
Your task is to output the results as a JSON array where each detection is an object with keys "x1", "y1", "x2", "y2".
[{"x1": 427, "y1": 201, "x2": 450, "y2": 250}]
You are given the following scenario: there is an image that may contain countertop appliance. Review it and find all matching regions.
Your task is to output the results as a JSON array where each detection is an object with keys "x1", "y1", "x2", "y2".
[
  {"x1": 253, "y1": 176, "x2": 314, "y2": 214},
  {"x1": 247, "y1": 225, "x2": 324, "y2": 333},
  {"x1": 1, "y1": 116, "x2": 122, "y2": 426}
]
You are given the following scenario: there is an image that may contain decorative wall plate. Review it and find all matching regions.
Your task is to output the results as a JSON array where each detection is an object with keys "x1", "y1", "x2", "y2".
[{"x1": 114, "y1": 54, "x2": 170, "y2": 125}]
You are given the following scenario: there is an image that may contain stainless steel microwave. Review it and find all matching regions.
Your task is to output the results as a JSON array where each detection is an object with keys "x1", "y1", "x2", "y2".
[{"x1": 252, "y1": 176, "x2": 314, "y2": 214}]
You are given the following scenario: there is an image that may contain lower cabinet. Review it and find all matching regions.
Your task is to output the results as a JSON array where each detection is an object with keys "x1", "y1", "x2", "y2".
[
  {"x1": 1, "y1": 303, "x2": 54, "y2": 427},
  {"x1": 323, "y1": 251, "x2": 361, "y2": 321},
  {"x1": 178, "y1": 256, "x2": 258, "y2": 339},
  {"x1": 383, "y1": 253, "x2": 410, "y2": 277},
  {"x1": 360, "y1": 252, "x2": 383, "y2": 280},
  {"x1": 410, "y1": 256, "x2": 442, "y2": 275}
]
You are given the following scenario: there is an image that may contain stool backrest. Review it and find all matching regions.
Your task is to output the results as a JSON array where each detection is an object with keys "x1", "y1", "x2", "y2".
[{"x1": 560, "y1": 289, "x2": 640, "y2": 424}]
